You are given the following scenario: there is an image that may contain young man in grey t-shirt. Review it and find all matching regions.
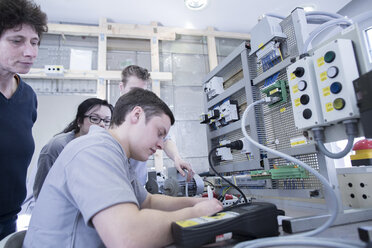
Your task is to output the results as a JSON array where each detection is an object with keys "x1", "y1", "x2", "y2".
[{"x1": 23, "y1": 88, "x2": 222, "y2": 248}]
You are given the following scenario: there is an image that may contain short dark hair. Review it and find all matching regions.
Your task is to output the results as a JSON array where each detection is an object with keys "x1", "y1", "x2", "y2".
[
  {"x1": 0, "y1": 0, "x2": 48, "y2": 39},
  {"x1": 111, "y1": 88, "x2": 175, "y2": 127},
  {"x1": 62, "y1": 98, "x2": 114, "y2": 134},
  {"x1": 121, "y1": 65, "x2": 151, "y2": 87}
]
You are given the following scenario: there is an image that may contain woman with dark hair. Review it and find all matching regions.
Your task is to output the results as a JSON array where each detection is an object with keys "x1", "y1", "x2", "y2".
[
  {"x1": 32, "y1": 98, "x2": 113, "y2": 199},
  {"x1": 0, "y1": 0, "x2": 48, "y2": 239}
]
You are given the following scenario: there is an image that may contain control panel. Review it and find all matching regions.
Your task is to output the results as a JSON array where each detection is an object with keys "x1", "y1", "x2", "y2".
[
  {"x1": 286, "y1": 56, "x2": 324, "y2": 130},
  {"x1": 312, "y1": 39, "x2": 359, "y2": 124}
]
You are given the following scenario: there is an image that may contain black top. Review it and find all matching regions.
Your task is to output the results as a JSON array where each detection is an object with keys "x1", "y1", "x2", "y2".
[{"x1": 0, "y1": 75, "x2": 37, "y2": 222}]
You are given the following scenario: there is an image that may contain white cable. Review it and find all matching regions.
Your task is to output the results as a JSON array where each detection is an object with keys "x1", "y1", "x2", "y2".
[
  {"x1": 305, "y1": 11, "x2": 345, "y2": 19},
  {"x1": 264, "y1": 13, "x2": 286, "y2": 20},
  {"x1": 235, "y1": 98, "x2": 344, "y2": 248},
  {"x1": 306, "y1": 16, "x2": 333, "y2": 24},
  {"x1": 302, "y1": 17, "x2": 353, "y2": 54},
  {"x1": 234, "y1": 237, "x2": 365, "y2": 248}
]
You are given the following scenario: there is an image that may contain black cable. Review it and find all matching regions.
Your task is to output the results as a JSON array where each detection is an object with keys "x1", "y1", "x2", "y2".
[
  {"x1": 203, "y1": 179, "x2": 215, "y2": 187},
  {"x1": 208, "y1": 145, "x2": 248, "y2": 204}
]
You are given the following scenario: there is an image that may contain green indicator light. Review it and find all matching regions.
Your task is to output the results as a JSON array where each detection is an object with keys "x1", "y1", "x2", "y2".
[{"x1": 324, "y1": 51, "x2": 336, "y2": 63}]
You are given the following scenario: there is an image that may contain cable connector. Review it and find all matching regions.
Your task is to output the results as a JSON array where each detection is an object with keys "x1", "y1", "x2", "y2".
[
  {"x1": 263, "y1": 96, "x2": 281, "y2": 103},
  {"x1": 224, "y1": 140, "x2": 244, "y2": 150}
]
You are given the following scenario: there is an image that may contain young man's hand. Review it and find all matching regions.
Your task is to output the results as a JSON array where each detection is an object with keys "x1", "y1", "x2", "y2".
[
  {"x1": 193, "y1": 198, "x2": 223, "y2": 217},
  {"x1": 174, "y1": 158, "x2": 194, "y2": 182}
]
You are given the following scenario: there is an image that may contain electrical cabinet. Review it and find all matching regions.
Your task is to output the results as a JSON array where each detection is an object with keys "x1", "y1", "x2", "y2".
[
  {"x1": 202, "y1": 8, "x2": 325, "y2": 200},
  {"x1": 202, "y1": 42, "x2": 262, "y2": 173}
]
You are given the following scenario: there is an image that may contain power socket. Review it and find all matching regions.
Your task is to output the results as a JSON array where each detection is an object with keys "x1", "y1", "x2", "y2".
[{"x1": 44, "y1": 65, "x2": 64, "y2": 76}]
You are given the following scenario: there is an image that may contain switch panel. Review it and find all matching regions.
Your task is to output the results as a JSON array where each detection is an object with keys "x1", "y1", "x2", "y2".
[
  {"x1": 286, "y1": 56, "x2": 324, "y2": 130},
  {"x1": 312, "y1": 39, "x2": 359, "y2": 124}
]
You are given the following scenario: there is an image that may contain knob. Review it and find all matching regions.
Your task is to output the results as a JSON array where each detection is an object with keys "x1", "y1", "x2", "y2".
[
  {"x1": 330, "y1": 82, "x2": 342, "y2": 94},
  {"x1": 303, "y1": 109, "x2": 312, "y2": 119},
  {"x1": 300, "y1": 94, "x2": 310, "y2": 105},
  {"x1": 293, "y1": 67, "x2": 305, "y2": 78}
]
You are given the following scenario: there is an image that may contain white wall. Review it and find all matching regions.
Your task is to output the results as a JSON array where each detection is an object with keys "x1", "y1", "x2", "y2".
[{"x1": 28, "y1": 94, "x2": 92, "y2": 176}]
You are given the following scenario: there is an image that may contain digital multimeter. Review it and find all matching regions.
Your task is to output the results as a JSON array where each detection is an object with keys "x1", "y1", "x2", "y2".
[{"x1": 172, "y1": 202, "x2": 281, "y2": 247}]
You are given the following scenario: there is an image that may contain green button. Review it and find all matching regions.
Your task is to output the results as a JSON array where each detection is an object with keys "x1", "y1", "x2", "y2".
[
  {"x1": 324, "y1": 51, "x2": 336, "y2": 63},
  {"x1": 333, "y1": 98, "x2": 345, "y2": 110}
]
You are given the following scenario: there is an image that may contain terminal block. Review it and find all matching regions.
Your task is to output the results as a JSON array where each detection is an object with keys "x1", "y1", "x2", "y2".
[
  {"x1": 250, "y1": 165, "x2": 309, "y2": 180},
  {"x1": 261, "y1": 80, "x2": 288, "y2": 107}
]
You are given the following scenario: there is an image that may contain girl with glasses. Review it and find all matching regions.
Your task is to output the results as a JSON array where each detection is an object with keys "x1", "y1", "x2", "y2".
[{"x1": 32, "y1": 98, "x2": 113, "y2": 200}]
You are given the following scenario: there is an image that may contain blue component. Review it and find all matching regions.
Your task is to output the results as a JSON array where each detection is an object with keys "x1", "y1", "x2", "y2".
[
  {"x1": 264, "y1": 72, "x2": 280, "y2": 87},
  {"x1": 330, "y1": 82, "x2": 342, "y2": 94}
]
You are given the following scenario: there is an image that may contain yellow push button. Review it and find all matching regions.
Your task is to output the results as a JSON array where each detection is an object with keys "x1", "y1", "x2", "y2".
[{"x1": 333, "y1": 98, "x2": 345, "y2": 110}]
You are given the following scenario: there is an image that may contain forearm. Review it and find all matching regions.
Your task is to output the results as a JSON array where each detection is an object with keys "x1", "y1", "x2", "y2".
[
  {"x1": 94, "y1": 201, "x2": 219, "y2": 248},
  {"x1": 135, "y1": 206, "x2": 199, "y2": 247},
  {"x1": 163, "y1": 139, "x2": 181, "y2": 161},
  {"x1": 144, "y1": 194, "x2": 205, "y2": 211}
]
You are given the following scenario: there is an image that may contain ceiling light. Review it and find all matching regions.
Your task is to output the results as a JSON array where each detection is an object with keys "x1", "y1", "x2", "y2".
[{"x1": 184, "y1": 0, "x2": 208, "y2": 11}]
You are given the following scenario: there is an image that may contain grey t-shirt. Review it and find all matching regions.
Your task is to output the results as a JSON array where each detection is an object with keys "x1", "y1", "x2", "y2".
[
  {"x1": 33, "y1": 131, "x2": 75, "y2": 199},
  {"x1": 23, "y1": 126, "x2": 148, "y2": 248}
]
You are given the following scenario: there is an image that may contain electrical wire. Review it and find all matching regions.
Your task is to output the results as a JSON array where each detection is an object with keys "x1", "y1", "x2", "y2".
[
  {"x1": 312, "y1": 119, "x2": 358, "y2": 159},
  {"x1": 264, "y1": 13, "x2": 286, "y2": 20},
  {"x1": 234, "y1": 237, "x2": 366, "y2": 248},
  {"x1": 306, "y1": 16, "x2": 333, "y2": 25},
  {"x1": 302, "y1": 17, "x2": 353, "y2": 55},
  {"x1": 203, "y1": 179, "x2": 215, "y2": 188},
  {"x1": 305, "y1": 11, "x2": 345, "y2": 19},
  {"x1": 233, "y1": 97, "x2": 352, "y2": 248},
  {"x1": 208, "y1": 147, "x2": 248, "y2": 204}
]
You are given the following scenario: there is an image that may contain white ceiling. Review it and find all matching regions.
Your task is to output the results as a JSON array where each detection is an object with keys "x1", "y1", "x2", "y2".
[{"x1": 34, "y1": 0, "x2": 351, "y2": 33}]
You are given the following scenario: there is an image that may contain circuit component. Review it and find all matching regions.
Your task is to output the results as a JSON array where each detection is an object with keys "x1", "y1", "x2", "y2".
[
  {"x1": 261, "y1": 80, "x2": 288, "y2": 107},
  {"x1": 250, "y1": 165, "x2": 309, "y2": 180},
  {"x1": 204, "y1": 76, "x2": 224, "y2": 100}
]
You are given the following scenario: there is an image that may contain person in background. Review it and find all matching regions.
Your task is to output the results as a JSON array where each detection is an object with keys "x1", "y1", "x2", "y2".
[
  {"x1": 23, "y1": 88, "x2": 223, "y2": 247},
  {"x1": 32, "y1": 98, "x2": 114, "y2": 200},
  {"x1": 0, "y1": 0, "x2": 47, "y2": 240},
  {"x1": 120, "y1": 65, "x2": 194, "y2": 184}
]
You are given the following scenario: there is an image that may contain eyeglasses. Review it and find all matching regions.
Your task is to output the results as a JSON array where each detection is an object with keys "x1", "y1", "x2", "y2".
[{"x1": 85, "y1": 115, "x2": 111, "y2": 126}]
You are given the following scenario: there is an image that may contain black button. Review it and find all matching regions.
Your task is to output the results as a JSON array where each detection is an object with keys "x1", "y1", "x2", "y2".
[
  {"x1": 300, "y1": 94, "x2": 310, "y2": 105},
  {"x1": 293, "y1": 67, "x2": 305, "y2": 77},
  {"x1": 303, "y1": 109, "x2": 312, "y2": 119},
  {"x1": 324, "y1": 51, "x2": 336, "y2": 63},
  {"x1": 330, "y1": 82, "x2": 342, "y2": 94}
]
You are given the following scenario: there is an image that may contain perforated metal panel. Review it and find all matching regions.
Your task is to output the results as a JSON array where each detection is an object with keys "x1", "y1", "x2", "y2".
[
  {"x1": 280, "y1": 15, "x2": 299, "y2": 58},
  {"x1": 269, "y1": 154, "x2": 322, "y2": 191},
  {"x1": 211, "y1": 127, "x2": 252, "y2": 166},
  {"x1": 248, "y1": 16, "x2": 323, "y2": 192}
]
